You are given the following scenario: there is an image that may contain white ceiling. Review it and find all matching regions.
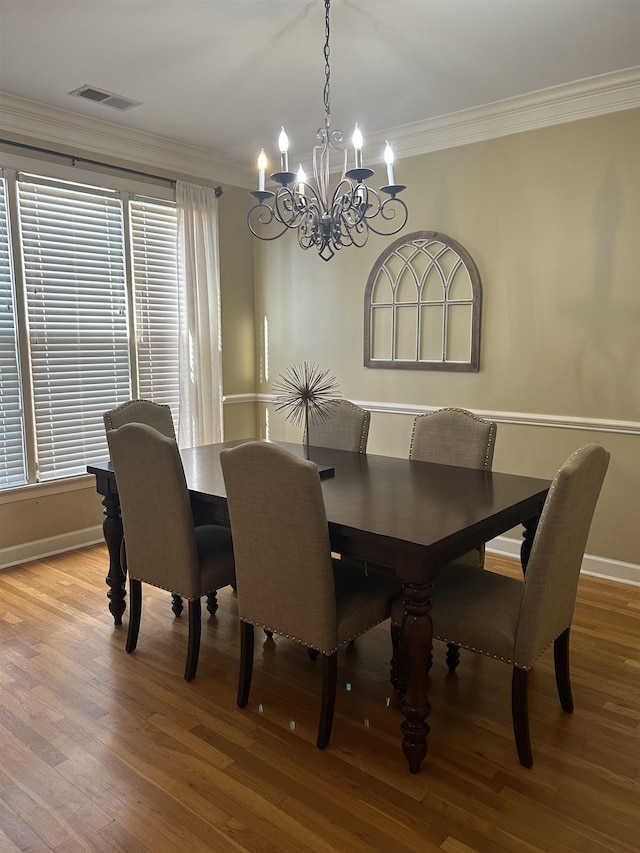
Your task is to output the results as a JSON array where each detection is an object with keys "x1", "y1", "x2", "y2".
[{"x1": 1, "y1": 0, "x2": 639, "y2": 173}]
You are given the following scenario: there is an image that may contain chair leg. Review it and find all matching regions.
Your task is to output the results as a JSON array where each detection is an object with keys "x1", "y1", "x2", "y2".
[
  {"x1": 554, "y1": 627, "x2": 574, "y2": 712},
  {"x1": 511, "y1": 666, "x2": 533, "y2": 768},
  {"x1": 171, "y1": 594, "x2": 183, "y2": 617},
  {"x1": 317, "y1": 652, "x2": 338, "y2": 749},
  {"x1": 206, "y1": 590, "x2": 218, "y2": 616},
  {"x1": 184, "y1": 599, "x2": 202, "y2": 682},
  {"x1": 445, "y1": 642, "x2": 460, "y2": 672},
  {"x1": 126, "y1": 578, "x2": 142, "y2": 653},
  {"x1": 238, "y1": 622, "x2": 254, "y2": 707}
]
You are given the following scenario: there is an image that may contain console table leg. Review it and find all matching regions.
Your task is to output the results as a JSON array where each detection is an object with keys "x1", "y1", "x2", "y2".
[
  {"x1": 399, "y1": 580, "x2": 432, "y2": 774},
  {"x1": 102, "y1": 494, "x2": 126, "y2": 625}
]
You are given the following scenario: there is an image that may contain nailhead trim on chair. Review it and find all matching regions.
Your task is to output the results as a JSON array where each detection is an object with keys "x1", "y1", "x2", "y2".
[
  {"x1": 242, "y1": 616, "x2": 388, "y2": 656},
  {"x1": 128, "y1": 575, "x2": 227, "y2": 602},
  {"x1": 431, "y1": 628, "x2": 569, "y2": 671},
  {"x1": 347, "y1": 402, "x2": 371, "y2": 454},
  {"x1": 308, "y1": 400, "x2": 370, "y2": 454},
  {"x1": 409, "y1": 407, "x2": 496, "y2": 469},
  {"x1": 104, "y1": 398, "x2": 171, "y2": 432}
]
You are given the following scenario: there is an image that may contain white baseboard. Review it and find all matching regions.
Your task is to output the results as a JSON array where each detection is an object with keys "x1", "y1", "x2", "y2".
[
  {"x1": 487, "y1": 536, "x2": 640, "y2": 587},
  {"x1": 0, "y1": 526, "x2": 104, "y2": 571},
  {"x1": 2, "y1": 526, "x2": 638, "y2": 588}
]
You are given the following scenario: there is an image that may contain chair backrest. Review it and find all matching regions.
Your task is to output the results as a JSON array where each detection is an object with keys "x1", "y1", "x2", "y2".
[
  {"x1": 104, "y1": 399, "x2": 176, "y2": 440},
  {"x1": 220, "y1": 441, "x2": 338, "y2": 649},
  {"x1": 515, "y1": 444, "x2": 610, "y2": 667},
  {"x1": 410, "y1": 408, "x2": 496, "y2": 470},
  {"x1": 106, "y1": 423, "x2": 200, "y2": 598},
  {"x1": 304, "y1": 399, "x2": 370, "y2": 453}
]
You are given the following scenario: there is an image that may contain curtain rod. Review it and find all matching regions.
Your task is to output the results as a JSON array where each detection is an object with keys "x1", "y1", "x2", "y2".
[{"x1": 0, "y1": 138, "x2": 224, "y2": 197}]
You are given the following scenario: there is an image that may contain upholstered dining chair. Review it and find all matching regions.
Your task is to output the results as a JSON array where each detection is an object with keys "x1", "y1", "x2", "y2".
[
  {"x1": 392, "y1": 443, "x2": 610, "y2": 767},
  {"x1": 106, "y1": 423, "x2": 235, "y2": 681},
  {"x1": 404, "y1": 407, "x2": 498, "y2": 668},
  {"x1": 304, "y1": 399, "x2": 370, "y2": 453},
  {"x1": 104, "y1": 398, "x2": 176, "y2": 440},
  {"x1": 220, "y1": 440, "x2": 402, "y2": 749},
  {"x1": 104, "y1": 398, "x2": 187, "y2": 615}
]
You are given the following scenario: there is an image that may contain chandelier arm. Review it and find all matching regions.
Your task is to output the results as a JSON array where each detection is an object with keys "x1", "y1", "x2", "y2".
[
  {"x1": 338, "y1": 211, "x2": 370, "y2": 248},
  {"x1": 247, "y1": 199, "x2": 290, "y2": 241},
  {"x1": 272, "y1": 187, "x2": 306, "y2": 228},
  {"x1": 363, "y1": 196, "x2": 410, "y2": 236}
]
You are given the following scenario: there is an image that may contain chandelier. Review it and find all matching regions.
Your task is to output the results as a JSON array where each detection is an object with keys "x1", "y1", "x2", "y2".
[{"x1": 247, "y1": 0, "x2": 409, "y2": 262}]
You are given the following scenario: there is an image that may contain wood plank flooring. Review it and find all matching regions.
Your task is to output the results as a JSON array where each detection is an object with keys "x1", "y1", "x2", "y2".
[{"x1": 0, "y1": 545, "x2": 638, "y2": 852}]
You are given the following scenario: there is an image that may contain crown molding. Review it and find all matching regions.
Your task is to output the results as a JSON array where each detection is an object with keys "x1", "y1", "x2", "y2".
[
  {"x1": 372, "y1": 67, "x2": 640, "y2": 160},
  {"x1": 2, "y1": 67, "x2": 639, "y2": 189},
  {"x1": 0, "y1": 92, "x2": 251, "y2": 188}
]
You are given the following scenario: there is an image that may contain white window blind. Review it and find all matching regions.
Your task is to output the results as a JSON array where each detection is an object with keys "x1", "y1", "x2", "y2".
[
  {"x1": 130, "y1": 197, "x2": 179, "y2": 421},
  {"x1": 0, "y1": 173, "x2": 27, "y2": 487},
  {"x1": 17, "y1": 174, "x2": 131, "y2": 481}
]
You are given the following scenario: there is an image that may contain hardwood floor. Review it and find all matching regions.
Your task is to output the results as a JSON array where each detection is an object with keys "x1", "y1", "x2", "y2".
[{"x1": 0, "y1": 545, "x2": 638, "y2": 852}]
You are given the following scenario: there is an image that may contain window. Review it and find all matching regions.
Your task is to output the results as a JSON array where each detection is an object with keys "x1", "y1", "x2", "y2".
[
  {"x1": 364, "y1": 231, "x2": 482, "y2": 371},
  {"x1": 130, "y1": 197, "x2": 179, "y2": 410},
  {"x1": 0, "y1": 169, "x2": 179, "y2": 490}
]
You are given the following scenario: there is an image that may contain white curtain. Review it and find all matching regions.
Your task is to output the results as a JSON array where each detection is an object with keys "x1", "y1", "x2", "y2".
[{"x1": 176, "y1": 181, "x2": 224, "y2": 447}]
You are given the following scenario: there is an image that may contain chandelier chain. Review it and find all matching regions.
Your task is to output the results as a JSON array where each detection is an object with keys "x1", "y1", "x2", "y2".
[{"x1": 323, "y1": 0, "x2": 331, "y2": 126}]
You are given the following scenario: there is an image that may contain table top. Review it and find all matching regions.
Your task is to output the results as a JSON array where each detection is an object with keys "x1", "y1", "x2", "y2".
[{"x1": 88, "y1": 439, "x2": 550, "y2": 580}]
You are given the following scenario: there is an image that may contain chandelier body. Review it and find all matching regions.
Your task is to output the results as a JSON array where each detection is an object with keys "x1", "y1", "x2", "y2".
[{"x1": 247, "y1": 0, "x2": 408, "y2": 262}]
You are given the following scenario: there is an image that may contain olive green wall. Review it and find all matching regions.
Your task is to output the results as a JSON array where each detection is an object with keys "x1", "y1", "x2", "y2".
[
  {"x1": 254, "y1": 109, "x2": 640, "y2": 566},
  {"x1": 218, "y1": 183, "x2": 259, "y2": 440}
]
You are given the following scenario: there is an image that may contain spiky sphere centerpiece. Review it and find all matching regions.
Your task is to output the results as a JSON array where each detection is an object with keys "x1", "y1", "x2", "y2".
[{"x1": 272, "y1": 362, "x2": 340, "y2": 455}]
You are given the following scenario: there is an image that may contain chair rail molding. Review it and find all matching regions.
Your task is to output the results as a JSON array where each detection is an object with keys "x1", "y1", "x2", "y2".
[{"x1": 253, "y1": 394, "x2": 640, "y2": 436}]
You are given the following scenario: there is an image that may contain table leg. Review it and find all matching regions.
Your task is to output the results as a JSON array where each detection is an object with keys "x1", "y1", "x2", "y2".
[
  {"x1": 101, "y1": 493, "x2": 126, "y2": 625},
  {"x1": 399, "y1": 580, "x2": 433, "y2": 773},
  {"x1": 521, "y1": 514, "x2": 541, "y2": 573}
]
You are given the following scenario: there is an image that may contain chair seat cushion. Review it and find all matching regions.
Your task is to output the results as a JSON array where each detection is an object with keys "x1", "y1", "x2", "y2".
[
  {"x1": 392, "y1": 563, "x2": 524, "y2": 665},
  {"x1": 196, "y1": 524, "x2": 236, "y2": 596},
  {"x1": 334, "y1": 559, "x2": 403, "y2": 649}
]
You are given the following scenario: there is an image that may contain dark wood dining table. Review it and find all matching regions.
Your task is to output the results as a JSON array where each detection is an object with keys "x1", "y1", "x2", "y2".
[{"x1": 87, "y1": 439, "x2": 550, "y2": 774}]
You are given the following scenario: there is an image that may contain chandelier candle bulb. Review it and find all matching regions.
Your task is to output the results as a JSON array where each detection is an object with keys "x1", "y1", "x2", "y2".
[
  {"x1": 384, "y1": 141, "x2": 395, "y2": 185},
  {"x1": 278, "y1": 127, "x2": 289, "y2": 172},
  {"x1": 257, "y1": 149, "x2": 267, "y2": 192},
  {"x1": 296, "y1": 164, "x2": 306, "y2": 196},
  {"x1": 352, "y1": 123, "x2": 363, "y2": 169}
]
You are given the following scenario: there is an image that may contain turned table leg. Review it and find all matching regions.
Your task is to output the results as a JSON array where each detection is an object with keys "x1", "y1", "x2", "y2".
[
  {"x1": 521, "y1": 512, "x2": 542, "y2": 574},
  {"x1": 398, "y1": 579, "x2": 433, "y2": 774},
  {"x1": 102, "y1": 493, "x2": 126, "y2": 625}
]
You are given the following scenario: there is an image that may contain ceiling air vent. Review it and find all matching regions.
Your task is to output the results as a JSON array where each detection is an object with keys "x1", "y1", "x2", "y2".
[{"x1": 69, "y1": 85, "x2": 141, "y2": 111}]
